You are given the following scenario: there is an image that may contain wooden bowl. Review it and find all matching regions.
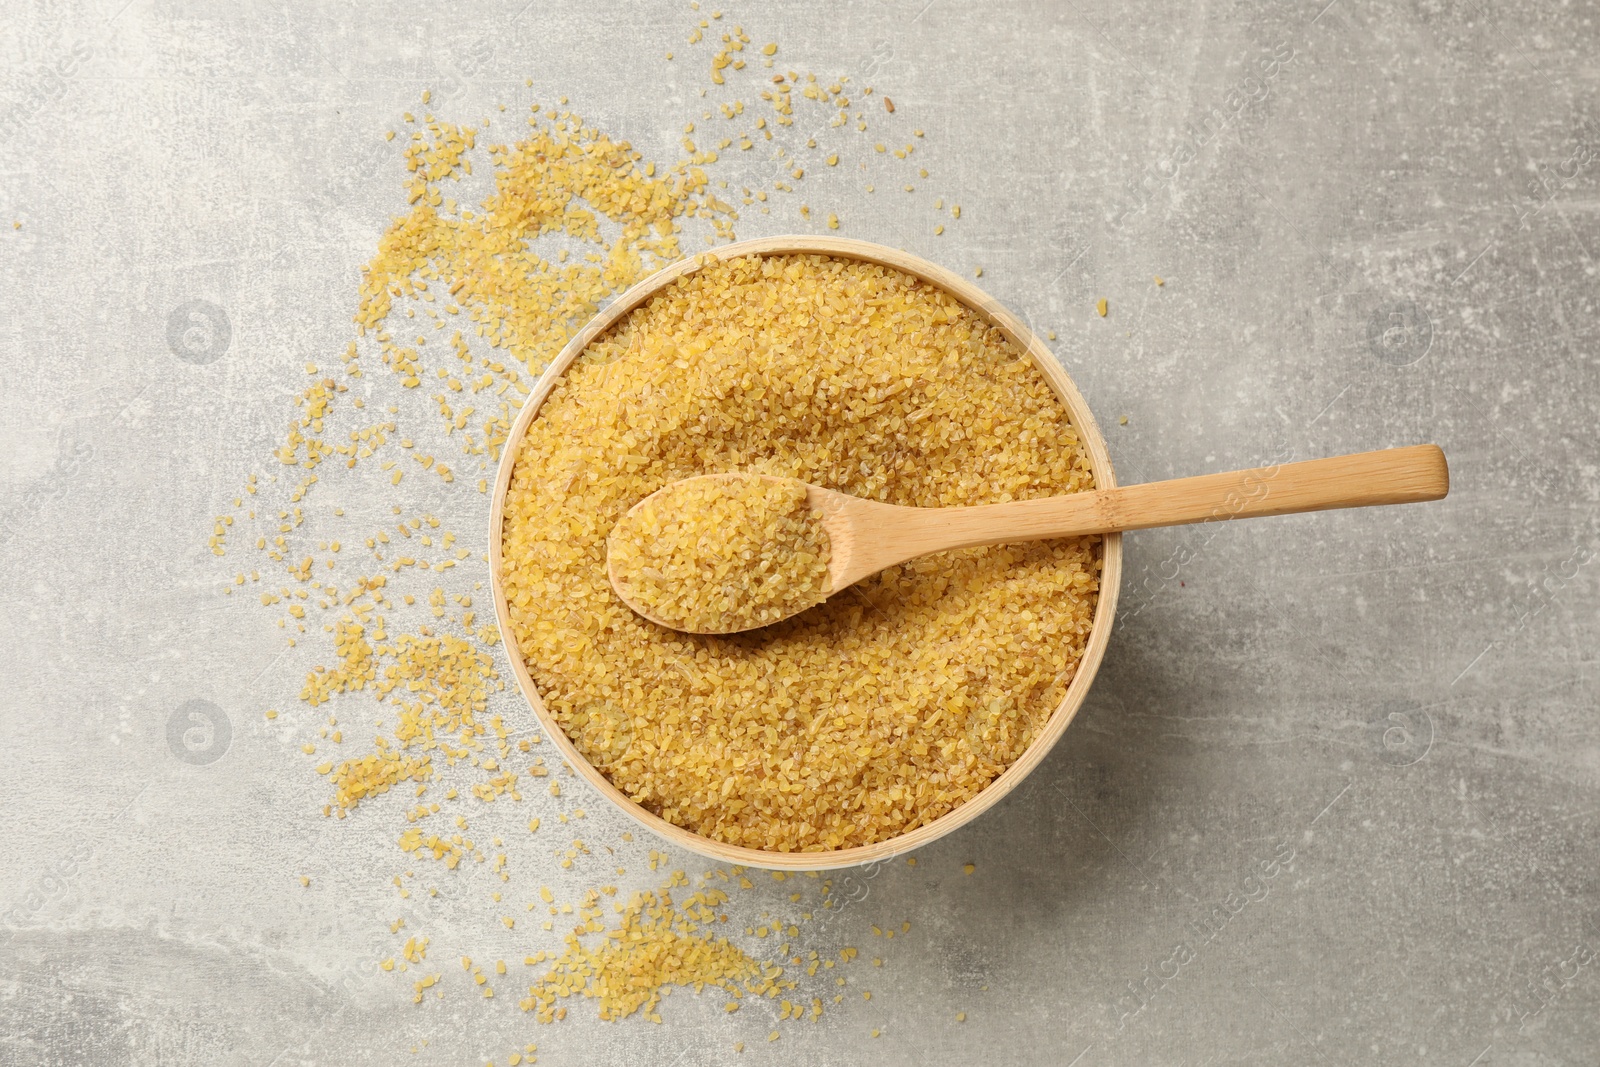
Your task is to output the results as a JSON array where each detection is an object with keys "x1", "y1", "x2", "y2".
[{"x1": 488, "y1": 235, "x2": 1121, "y2": 870}]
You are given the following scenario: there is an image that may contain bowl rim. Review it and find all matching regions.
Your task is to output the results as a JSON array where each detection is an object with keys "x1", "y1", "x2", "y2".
[{"x1": 488, "y1": 235, "x2": 1121, "y2": 870}]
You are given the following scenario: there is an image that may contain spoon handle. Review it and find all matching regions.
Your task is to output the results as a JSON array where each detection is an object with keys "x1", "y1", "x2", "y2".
[
  {"x1": 880, "y1": 444, "x2": 1449, "y2": 561},
  {"x1": 1065, "y1": 443, "x2": 1449, "y2": 534}
]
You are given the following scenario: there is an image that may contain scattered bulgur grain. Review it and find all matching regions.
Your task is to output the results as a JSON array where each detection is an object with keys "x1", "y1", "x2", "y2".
[
  {"x1": 1096, "y1": 298, "x2": 1108, "y2": 317},
  {"x1": 228, "y1": 44, "x2": 1001, "y2": 1028},
  {"x1": 962, "y1": 863, "x2": 975, "y2": 875},
  {"x1": 884, "y1": 97, "x2": 895, "y2": 113},
  {"x1": 518, "y1": 886, "x2": 766, "y2": 1022},
  {"x1": 502, "y1": 254, "x2": 1100, "y2": 851},
  {"x1": 607, "y1": 474, "x2": 832, "y2": 633},
  {"x1": 1154, "y1": 275, "x2": 1164, "y2": 286}
]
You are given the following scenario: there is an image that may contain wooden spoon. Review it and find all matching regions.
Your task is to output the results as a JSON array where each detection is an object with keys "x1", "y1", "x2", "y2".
[{"x1": 608, "y1": 444, "x2": 1449, "y2": 634}]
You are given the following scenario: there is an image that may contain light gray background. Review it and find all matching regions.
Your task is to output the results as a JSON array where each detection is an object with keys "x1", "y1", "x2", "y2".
[{"x1": 3, "y1": 1, "x2": 1598, "y2": 1065}]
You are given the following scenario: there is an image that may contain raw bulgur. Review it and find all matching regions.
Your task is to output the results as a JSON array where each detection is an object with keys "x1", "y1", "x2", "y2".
[
  {"x1": 502, "y1": 253, "x2": 1100, "y2": 852},
  {"x1": 608, "y1": 474, "x2": 832, "y2": 633},
  {"x1": 222, "y1": 9, "x2": 958, "y2": 1037}
]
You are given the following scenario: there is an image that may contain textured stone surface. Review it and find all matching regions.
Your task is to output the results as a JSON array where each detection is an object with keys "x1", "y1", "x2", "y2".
[{"x1": 3, "y1": 1, "x2": 1598, "y2": 1065}]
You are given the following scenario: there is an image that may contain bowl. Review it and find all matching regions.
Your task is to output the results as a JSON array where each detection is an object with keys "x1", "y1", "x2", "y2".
[{"x1": 488, "y1": 235, "x2": 1121, "y2": 870}]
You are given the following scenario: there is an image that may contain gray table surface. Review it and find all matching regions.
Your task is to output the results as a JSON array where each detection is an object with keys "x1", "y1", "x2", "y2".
[{"x1": 3, "y1": 1, "x2": 1598, "y2": 1065}]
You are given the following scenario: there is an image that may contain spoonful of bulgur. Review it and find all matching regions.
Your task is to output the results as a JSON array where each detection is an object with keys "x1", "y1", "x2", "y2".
[{"x1": 607, "y1": 445, "x2": 1449, "y2": 635}]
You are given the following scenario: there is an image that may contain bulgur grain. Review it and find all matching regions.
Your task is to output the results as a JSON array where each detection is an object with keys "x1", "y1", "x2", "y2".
[
  {"x1": 501, "y1": 253, "x2": 1100, "y2": 852},
  {"x1": 608, "y1": 474, "x2": 832, "y2": 633},
  {"x1": 231, "y1": 27, "x2": 973, "y2": 1028}
]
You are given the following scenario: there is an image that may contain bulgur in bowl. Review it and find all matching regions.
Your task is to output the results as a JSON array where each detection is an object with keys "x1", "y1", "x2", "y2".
[{"x1": 488, "y1": 236, "x2": 1120, "y2": 870}]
